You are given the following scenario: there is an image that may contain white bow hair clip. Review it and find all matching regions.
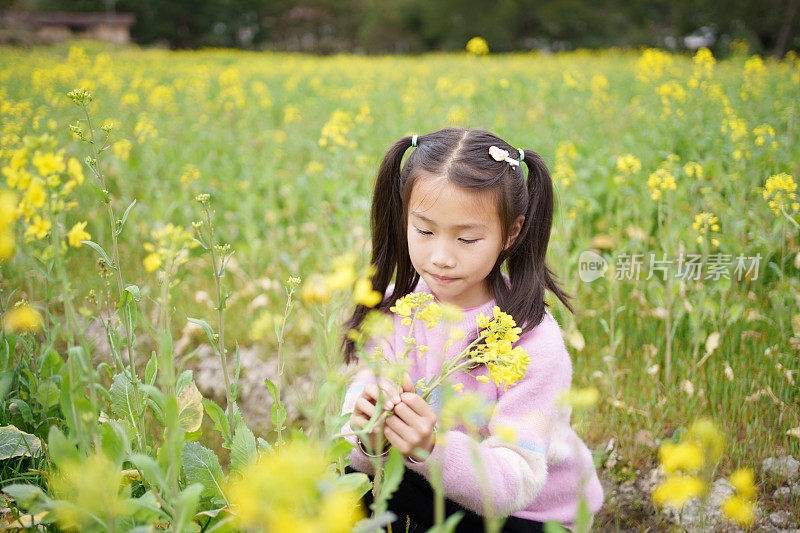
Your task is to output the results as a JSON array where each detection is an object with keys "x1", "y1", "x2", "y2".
[{"x1": 489, "y1": 145, "x2": 520, "y2": 167}]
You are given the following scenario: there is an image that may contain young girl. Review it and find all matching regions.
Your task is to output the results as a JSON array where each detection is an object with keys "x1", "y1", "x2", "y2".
[{"x1": 340, "y1": 128, "x2": 604, "y2": 532}]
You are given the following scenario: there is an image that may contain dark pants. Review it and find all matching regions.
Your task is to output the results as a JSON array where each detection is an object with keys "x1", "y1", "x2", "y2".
[{"x1": 346, "y1": 466, "x2": 545, "y2": 533}]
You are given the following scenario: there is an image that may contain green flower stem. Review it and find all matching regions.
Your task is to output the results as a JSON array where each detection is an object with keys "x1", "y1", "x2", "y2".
[
  {"x1": 202, "y1": 204, "x2": 235, "y2": 443},
  {"x1": 81, "y1": 102, "x2": 145, "y2": 449},
  {"x1": 275, "y1": 279, "x2": 298, "y2": 449}
]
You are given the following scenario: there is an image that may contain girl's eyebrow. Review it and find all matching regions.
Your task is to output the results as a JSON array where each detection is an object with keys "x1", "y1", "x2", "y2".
[{"x1": 410, "y1": 211, "x2": 488, "y2": 230}]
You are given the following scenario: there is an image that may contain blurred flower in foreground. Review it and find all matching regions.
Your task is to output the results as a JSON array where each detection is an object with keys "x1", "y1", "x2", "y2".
[
  {"x1": 228, "y1": 440, "x2": 363, "y2": 532},
  {"x1": 558, "y1": 387, "x2": 600, "y2": 411},
  {"x1": 3, "y1": 302, "x2": 43, "y2": 333},
  {"x1": 49, "y1": 452, "x2": 130, "y2": 531},
  {"x1": 353, "y1": 278, "x2": 381, "y2": 307},
  {"x1": 722, "y1": 468, "x2": 756, "y2": 526},
  {"x1": 652, "y1": 418, "x2": 731, "y2": 512}
]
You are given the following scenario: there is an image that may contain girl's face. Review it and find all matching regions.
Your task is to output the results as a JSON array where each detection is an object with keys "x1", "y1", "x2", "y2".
[{"x1": 406, "y1": 176, "x2": 523, "y2": 309}]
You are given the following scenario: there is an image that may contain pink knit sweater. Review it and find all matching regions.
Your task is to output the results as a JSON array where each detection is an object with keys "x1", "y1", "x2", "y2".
[{"x1": 341, "y1": 278, "x2": 604, "y2": 531}]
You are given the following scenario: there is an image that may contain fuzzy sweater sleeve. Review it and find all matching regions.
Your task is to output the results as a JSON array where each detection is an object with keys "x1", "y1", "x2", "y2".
[{"x1": 405, "y1": 313, "x2": 573, "y2": 516}]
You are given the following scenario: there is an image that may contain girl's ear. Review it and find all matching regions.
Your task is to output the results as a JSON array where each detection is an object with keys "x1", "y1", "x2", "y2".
[{"x1": 505, "y1": 215, "x2": 525, "y2": 250}]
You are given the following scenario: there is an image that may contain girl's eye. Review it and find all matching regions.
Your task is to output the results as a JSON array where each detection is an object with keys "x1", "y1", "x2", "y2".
[
  {"x1": 459, "y1": 238, "x2": 479, "y2": 244},
  {"x1": 415, "y1": 228, "x2": 433, "y2": 236}
]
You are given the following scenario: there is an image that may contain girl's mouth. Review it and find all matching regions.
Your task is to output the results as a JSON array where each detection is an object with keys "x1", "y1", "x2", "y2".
[{"x1": 429, "y1": 272, "x2": 458, "y2": 284}]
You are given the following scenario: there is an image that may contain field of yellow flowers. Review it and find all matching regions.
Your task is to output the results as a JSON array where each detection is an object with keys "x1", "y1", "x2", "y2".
[{"x1": 1, "y1": 39, "x2": 799, "y2": 530}]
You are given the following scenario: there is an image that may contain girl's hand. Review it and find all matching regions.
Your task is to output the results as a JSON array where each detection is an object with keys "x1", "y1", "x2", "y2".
[
  {"x1": 384, "y1": 378, "x2": 438, "y2": 461},
  {"x1": 349, "y1": 378, "x2": 402, "y2": 453}
]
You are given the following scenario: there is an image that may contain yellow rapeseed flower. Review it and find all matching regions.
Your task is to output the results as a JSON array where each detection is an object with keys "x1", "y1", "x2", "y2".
[
  {"x1": 558, "y1": 387, "x2": 600, "y2": 410},
  {"x1": 32, "y1": 151, "x2": 65, "y2": 177},
  {"x1": 466, "y1": 37, "x2": 489, "y2": 55},
  {"x1": 353, "y1": 278, "x2": 382, "y2": 307},
  {"x1": 692, "y1": 212, "x2": 720, "y2": 247},
  {"x1": 143, "y1": 252, "x2": 162, "y2": 273},
  {"x1": 0, "y1": 230, "x2": 14, "y2": 261},
  {"x1": 636, "y1": 49, "x2": 673, "y2": 83},
  {"x1": 228, "y1": 440, "x2": 362, "y2": 532},
  {"x1": 683, "y1": 161, "x2": 704, "y2": 179},
  {"x1": 616, "y1": 154, "x2": 641, "y2": 175},
  {"x1": 24, "y1": 179, "x2": 46, "y2": 208},
  {"x1": 687, "y1": 418, "x2": 724, "y2": 465},
  {"x1": 66, "y1": 157, "x2": 85, "y2": 185},
  {"x1": 652, "y1": 474, "x2": 705, "y2": 509},
  {"x1": 113, "y1": 139, "x2": 132, "y2": 161},
  {"x1": 0, "y1": 191, "x2": 18, "y2": 230},
  {"x1": 721, "y1": 495, "x2": 755, "y2": 526},
  {"x1": 3, "y1": 302, "x2": 43, "y2": 333},
  {"x1": 301, "y1": 273, "x2": 331, "y2": 304},
  {"x1": 647, "y1": 168, "x2": 677, "y2": 201},
  {"x1": 67, "y1": 221, "x2": 90, "y2": 248},
  {"x1": 763, "y1": 172, "x2": 799, "y2": 216},
  {"x1": 729, "y1": 468, "x2": 756, "y2": 499},
  {"x1": 24, "y1": 215, "x2": 51, "y2": 241},
  {"x1": 659, "y1": 441, "x2": 704, "y2": 474}
]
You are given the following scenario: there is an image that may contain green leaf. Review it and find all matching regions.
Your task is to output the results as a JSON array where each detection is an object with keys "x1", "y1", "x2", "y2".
[
  {"x1": 329, "y1": 437, "x2": 354, "y2": 462},
  {"x1": 80, "y1": 240, "x2": 115, "y2": 268},
  {"x1": 126, "y1": 490, "x2": 170, "y2": 522},
  {"x1": 175, "y1": 369, "x2": 193, "y2": 393},
  {"x1": 123, "y1": 284, "x2": 141, "y2": 302},
  {"x1": 380, "y1": 447, "x2": 404, "y2": 503},
  {"x1": 9, "y1": 398, "x2": 33, "y2": 424},
  {"x1": 177, "y1": 381, "x2": 204, "y2": 433},
  {"x1": 574, "y1": 497, "x2": 591, "y2": 533},
  {"x1": 428, "y1": 511, "x2": 464, "y2": 533},
  {"x1": 186, "y1": 318, "x2": 219, "y2": 354},
  {"x1": 47, "y1": 425, "x2": 79, "y2": 469},
  {"x1": 229, "y1": 422, "x2": 257, "y2": 473},
  {"x1": 351, "y1": 512, "x2": 397, "y2": 533},
  {"x1": 129, "y1": 453, "x2": 169, "y2": 493},
  {"x1": 36, "y1": 381, "x2": 60, "y2": 411},
  {"x1": 173, "y1": 484, "x2": 203, "y2": 532},
  {"x1": 181, "y1": 442, "x2": 226, "y2": 501},
  {"x1": 99, "y1": 420, "x2": 130, "y2": 465},
  {"x1": 264, "y1": 378, "x2": 286, "y2": 432},
  {"x1": 202, "y1": 398, "x2": 232, "y2": 446},
  {"x1": 145, "y1": 352, "x2": 158, "y2": 386},
  {"x1": 0, "y1": 425, "x2": 43, "y2": 459},
  {"x1": 256, "y1": 437, "x2": 273, "y2": 453},
  {"x1": 109, "y1": 373, "x2": 141, "y2": 428},
  {"x1": 116, "y1": 199, "x2": 137, "y2": 236},
  {"x1": 335, "y1": 471, "x2": 372, "y2": 500},
  {"x1": 90, "y1": 183, "x2": 110, "y2": 203},
  {"x1": 544, "y1": 520, "x2": 570, "y2": 532},
  {"x1": 40, "y1": 349, "x2": 64, "y2": 378},
  {"x1": 2, "y1": 484, "x2": 49, "y2": 511}
]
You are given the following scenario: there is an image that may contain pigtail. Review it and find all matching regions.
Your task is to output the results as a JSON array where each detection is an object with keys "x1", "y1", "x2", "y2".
[
  {"x1": 342, "y1": 136, "x2": 419, "y2": 363},
  {"x1": 504, "y1": 149, "x2": 573, "y2": 335}
]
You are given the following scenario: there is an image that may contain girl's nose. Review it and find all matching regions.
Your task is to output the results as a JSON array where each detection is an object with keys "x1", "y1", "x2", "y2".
[{"x1": 430, "y1": 244, "x2": 456, "y2": 269}]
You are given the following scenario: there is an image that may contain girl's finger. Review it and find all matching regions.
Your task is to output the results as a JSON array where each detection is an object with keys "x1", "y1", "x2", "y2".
[
  {"x1": 383, "y1": 425, "x2": 408, "y2": 455},
  {"x1": 385, "y1": 412, "x2": 414, "y2": 440},
  {"x1": 400, "y1": 392, "x2": 433, "y2": 417},
  {"x1": 364, "y1": 384, "x2": 393, "y2": 411},
  {"x1": 377, "y1": 377, "x2": 402, "y2": 404},
  {"x1": 392, "y1": 400, "x2": 422, "y2": 426},
  {"x1": 355, "y1": 397, "x2": 376, "y2": 418}
]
